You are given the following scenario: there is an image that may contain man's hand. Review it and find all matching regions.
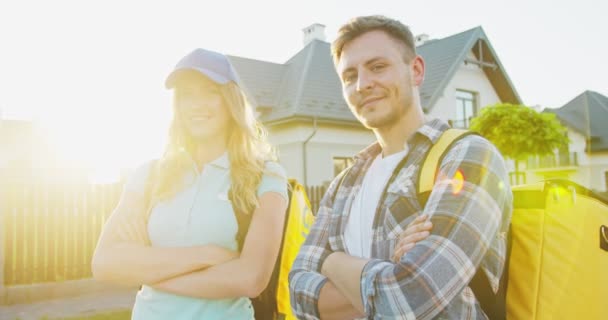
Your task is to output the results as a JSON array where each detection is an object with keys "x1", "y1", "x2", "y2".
[{"x1": 391, "y1": 214, "x2": 433, "y2": 262}]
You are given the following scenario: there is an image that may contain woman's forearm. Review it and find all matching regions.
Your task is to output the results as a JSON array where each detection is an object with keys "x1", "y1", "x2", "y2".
[
  {"x1": 92, "y1": 244, "x2": 237, "y2": 287},
  {"x1": 152, "y1": 192, "x2": 288, "y2": 299},
  {"x1": 92, "y1": 191, "x2": 238, "y2": 287},
  {"x1": 152, "y1": 256, "x2": 264, "y2": 299}
]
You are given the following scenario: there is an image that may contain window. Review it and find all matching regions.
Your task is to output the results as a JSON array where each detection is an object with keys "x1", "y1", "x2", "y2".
[
  {"x1": 454, "y1": 90, "x2": 477, "y2": 128},
  {"x1": 333, "y1": 157, "x2": 354, "y2": 177}
]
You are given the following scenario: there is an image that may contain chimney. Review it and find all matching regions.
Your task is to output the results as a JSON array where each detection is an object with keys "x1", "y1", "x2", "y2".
[
  {"x1": 415, "y1": 33, "x2": 430, "y2": 46},
  {"x1": 302, "y1": 23, "x2": 326, "y2": 47}
]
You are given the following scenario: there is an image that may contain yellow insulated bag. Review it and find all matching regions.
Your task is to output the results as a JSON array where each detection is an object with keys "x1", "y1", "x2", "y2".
[
  {"x1": 275, "y1": 180, "x2": 315, "y2": 319},
  {"x1": 422, "y1": 129, "x2": 608, "y2": 319},
  {"x1": 508, "y1": 180, "x2": 608, "y2": 319}
]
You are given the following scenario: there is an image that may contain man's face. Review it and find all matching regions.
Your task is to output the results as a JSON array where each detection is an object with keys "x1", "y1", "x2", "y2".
[{"x1": 336, "y1": 30, "x2": 424, "y2": 130}]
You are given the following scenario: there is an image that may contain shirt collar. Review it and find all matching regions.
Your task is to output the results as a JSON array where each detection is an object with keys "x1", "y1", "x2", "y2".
[
  {"x1": 208, "y1": 152, "x2": 230, "y2": 169},
  {"x1": 354, "y1": 141, "x2": 382, "y2": 161},
  {"x1": 354, "y1": 118, "x2": 449, "y2": 161},
  {"x1": 418, "y1": 118, "x2": 450, "y2": 144}
]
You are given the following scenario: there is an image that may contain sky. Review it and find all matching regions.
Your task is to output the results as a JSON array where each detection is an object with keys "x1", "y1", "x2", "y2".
[{"x1": 0, "y1": 0, "x2": 606, "y2": 179}]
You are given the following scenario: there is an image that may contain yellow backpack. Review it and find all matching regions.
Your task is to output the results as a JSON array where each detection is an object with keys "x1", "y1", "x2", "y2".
[{"x1": 422, "y1": 129, "x2": 608, "y2": 319}]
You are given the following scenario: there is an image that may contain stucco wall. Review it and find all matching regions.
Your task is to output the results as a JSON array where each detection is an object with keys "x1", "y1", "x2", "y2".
[
  {"x1": 522, "y1": 129, "x2": 608, "y2": 191},
  {"x1": 587, "y1": 152, "x2": 608, "y2": 191},
  {"x1": 268, "y1": 122, "x2": 375, "y2": 186},
  {"x1": 427, "y1": 52, "x2": 501, "y2": 122}
]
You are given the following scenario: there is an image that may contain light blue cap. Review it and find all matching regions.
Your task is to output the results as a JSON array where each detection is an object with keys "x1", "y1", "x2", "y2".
[{"x1": 165, "y1": 48, "x2": 238, "y2": 88}]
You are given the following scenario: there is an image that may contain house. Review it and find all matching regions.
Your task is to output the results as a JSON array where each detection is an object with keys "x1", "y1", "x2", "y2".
[
  {"x1": 229, "y1": 24, "x2": 521, "y2": 187},
  {"x1": 522, "y1": 90, "x2": 608, "y2": 192}
]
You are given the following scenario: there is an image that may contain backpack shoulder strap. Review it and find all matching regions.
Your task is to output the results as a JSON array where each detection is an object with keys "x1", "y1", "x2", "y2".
[{"x1": 418, "y1": 128, "x2": 471, "y2": 196}]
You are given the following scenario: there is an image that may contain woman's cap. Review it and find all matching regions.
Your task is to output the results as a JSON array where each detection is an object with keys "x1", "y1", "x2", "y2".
[{"x1": 165, "y1": 48, "x2": 238, "y2": 88}]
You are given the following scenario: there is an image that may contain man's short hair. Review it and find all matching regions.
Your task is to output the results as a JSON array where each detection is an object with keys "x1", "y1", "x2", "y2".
[{"x1": 331, "y1": 15, "x2": 417, "y2": 65}]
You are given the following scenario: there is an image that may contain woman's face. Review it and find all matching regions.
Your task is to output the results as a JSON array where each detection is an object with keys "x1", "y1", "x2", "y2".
[{"x1": 174, "y1": 74, "x2": 231, "y2": 142}]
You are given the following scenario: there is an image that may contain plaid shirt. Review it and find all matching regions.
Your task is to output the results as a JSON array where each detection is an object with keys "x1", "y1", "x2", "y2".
[{"x1": 289, "y1": 119, "x2": 513, "y2": 319}]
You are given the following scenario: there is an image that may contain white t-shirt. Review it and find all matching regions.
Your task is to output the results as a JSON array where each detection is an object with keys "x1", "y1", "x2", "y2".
[{"x1": 344, "y1": 148, "x2": 408, "y2": 258}]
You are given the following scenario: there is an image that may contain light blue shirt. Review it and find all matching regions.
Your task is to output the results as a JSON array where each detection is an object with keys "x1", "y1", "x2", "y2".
[{"x1": 126, "y1": 153, "x2": 288, "y2": 320}]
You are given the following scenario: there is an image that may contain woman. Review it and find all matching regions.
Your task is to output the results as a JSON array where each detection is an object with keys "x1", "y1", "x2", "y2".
[{"x1": 92, "y1": 48, "x2": 289, "y2": 319}]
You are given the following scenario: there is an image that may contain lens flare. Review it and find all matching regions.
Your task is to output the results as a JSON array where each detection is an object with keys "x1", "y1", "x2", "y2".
[{"x1": 451, "y1": 169, "x2": 464, "y2": 195}]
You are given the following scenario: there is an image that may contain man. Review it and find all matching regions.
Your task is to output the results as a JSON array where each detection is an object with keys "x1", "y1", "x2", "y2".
[{"x1": 289, "y1": 15, "x2": 512, "y2": 319}]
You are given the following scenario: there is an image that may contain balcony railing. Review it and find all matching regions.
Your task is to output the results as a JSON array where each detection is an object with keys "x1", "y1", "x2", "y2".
[{"x1": 527, "y1": 152, "x2": 578, "y2": 169}]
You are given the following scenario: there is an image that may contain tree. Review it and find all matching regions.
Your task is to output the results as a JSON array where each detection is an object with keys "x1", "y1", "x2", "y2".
[{"x1": 469, "y1": 103, "x2": 568, "y2": 179}]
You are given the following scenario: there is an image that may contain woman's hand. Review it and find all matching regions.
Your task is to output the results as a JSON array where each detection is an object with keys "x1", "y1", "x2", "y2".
[{"x1": 391, "y1": 214, "x2": 433, "y2": 263}]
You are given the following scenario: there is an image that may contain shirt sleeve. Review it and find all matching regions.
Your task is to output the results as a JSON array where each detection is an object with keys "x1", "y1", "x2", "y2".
[
  {"x1": 360, "y1": 135, "x2": 513, "y2": 319},
  {"x1": 288, "y1": 171, "x2": 347, "y2": 319},
  {"x1": 257, "y1": 161, "x2": 289, "y2": 201}
]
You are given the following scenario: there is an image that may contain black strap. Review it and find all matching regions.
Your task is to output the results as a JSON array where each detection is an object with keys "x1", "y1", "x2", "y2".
[
  {"x1": 230, "y1": 181, "x2": 295, "y2": 320},
  {"x1": 468, "y1": 229, "x2": 511, "y2": 320},
  {"x1": 230, "y1": 188, "x2": 253, "y2": 251},
  {"x1": 330, "y1": 167, "x2": 352, "y2": 203}
]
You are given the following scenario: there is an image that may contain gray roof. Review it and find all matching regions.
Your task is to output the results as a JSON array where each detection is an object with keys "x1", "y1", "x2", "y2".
[
  {"x1": 227, "y1": 56, "x2": 285, "y2": 110},
  {"x1": 544, "y1": 91, "x2": 608, "y2": 152},
  {"x1": 230, "y1": 40, "x2": 355, "y2": 124},
  {"x1": 228, "y1": 26, "x2": 521, "y2": 124}
]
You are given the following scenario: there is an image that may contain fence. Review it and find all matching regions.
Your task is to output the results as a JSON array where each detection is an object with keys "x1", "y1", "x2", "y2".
[
  {"x1": 1, "y1": 181, "x2": 329, "y2": 286},
  {"x1": 305, "y1": 185, "x2": 327, "y2": 215},
  {"x1": 1, "y1": 182, "x2": 122, "y2": 285}
]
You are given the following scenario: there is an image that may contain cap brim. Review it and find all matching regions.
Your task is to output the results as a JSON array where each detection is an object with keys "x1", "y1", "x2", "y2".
[{"x1": 165, "y1": 67, "x2": 230, "y2": 89}]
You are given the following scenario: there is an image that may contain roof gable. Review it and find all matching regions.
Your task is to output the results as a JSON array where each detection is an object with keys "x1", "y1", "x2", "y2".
[{"x1": 418, "y1": 26, "x2": 521, "y2": 111}]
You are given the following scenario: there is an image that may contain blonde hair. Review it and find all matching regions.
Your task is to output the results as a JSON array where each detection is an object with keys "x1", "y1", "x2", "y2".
[{"x1": 147, "y1": 81, "x2": 276, "y2": 217}]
